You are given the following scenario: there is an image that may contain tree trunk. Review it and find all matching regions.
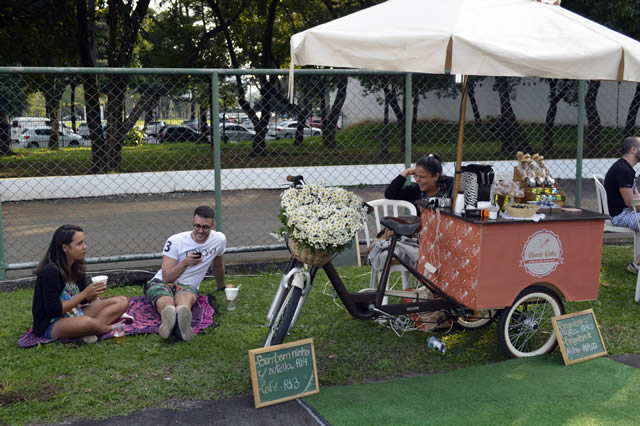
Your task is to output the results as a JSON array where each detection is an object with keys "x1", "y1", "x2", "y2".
[
  {"x1": 381, "y1": 90, "x2": 390, "y2": 158},
  {"x1": 86, "y1": 75, "x2": 107, "y2": 174},
  {"x1": 468, "y1": 82, "x2": 481, "y2": 124},
  {"x1": 0, "y1": 121, "x2": 12, "y2": 156},
  {"x1": 625, "y1": 83, "x2": 640, "y2": 138},
  {"x1": 385, "y1": 86, "x2": 405, "y2": 152},
  {"x1": 323, "y1": 76, "x2": 348, "y2": 149},
  {"x1": 45, "y1": 77, "x2": 65, "y2": 150},
  {"x1": 105, "y1": 75, "x2": 128, "y2": 171},
  {"x1": 585, "y1": 80, "x2": 602, "y2": 157},
  {"x1": 543, "y1": 79, "x2": 561, "y2": 152},
  {"x1": 494, "y1": 77, "x2": 528, "y2": 155}
]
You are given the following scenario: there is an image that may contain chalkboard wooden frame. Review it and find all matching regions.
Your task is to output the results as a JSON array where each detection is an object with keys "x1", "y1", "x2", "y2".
[
  {"x1": 552, "y1": 309, "x2": 607, "y2": 366},
  {"x1": 249, "y1": 338, "x2": 320, "y2": 408}
]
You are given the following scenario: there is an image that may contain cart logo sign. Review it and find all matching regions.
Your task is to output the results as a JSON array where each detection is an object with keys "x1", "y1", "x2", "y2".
[{"x1": 520, "y1": 229, "x2": 564, "y2": 277}]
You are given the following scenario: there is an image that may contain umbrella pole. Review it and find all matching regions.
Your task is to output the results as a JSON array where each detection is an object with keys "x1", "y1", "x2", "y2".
[{"x1": 451, "y1": 75, "x2": 469, "y2": 212}]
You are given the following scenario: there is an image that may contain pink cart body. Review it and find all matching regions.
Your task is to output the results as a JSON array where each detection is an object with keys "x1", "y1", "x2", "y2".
[{"x1": 418, "y1": 209, "x2": 606, "y2": 310}]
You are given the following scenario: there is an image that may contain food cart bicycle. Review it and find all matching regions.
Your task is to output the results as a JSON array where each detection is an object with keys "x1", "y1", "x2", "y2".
[{"x1": 264, "y1": 176, "x2": 607, "y2": 358}]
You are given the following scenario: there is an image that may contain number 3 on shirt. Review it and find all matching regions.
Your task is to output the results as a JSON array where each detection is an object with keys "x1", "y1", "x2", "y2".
[{"x1": 164, "y1": 240, "x2": 172, "y2": 252}]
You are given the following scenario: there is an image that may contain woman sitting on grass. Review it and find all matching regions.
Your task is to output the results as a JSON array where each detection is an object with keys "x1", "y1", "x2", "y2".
[{"x1": 31, "y1": 224, "x2": 129, "y2": 343}]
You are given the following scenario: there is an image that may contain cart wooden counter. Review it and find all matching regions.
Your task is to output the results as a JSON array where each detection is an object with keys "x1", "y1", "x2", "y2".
[{"x1": 417, "y1": 207, "x2": 608, "y2": 311}]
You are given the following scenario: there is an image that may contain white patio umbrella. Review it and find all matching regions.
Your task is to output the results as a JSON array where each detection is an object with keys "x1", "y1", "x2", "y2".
[{"x1": 288, "y1": 0, "x2": 640, "y2": 205}]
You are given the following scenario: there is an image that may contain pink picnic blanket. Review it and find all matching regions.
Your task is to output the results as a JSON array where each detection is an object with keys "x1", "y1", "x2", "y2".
[{"x1": 18, "y1": 295, "x2": 215, "y2": 348}]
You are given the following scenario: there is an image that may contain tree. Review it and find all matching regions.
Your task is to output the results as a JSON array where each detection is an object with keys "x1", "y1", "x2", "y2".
[
  {"x1": 0, "y1": 76, "x2": 26, "y2": 155},
  {"x1": 0, "y1": 0, "x2": 79, "y2": 152},
  {"x1": 493, "y1": 77, "x2": 530, "y2": 155}
]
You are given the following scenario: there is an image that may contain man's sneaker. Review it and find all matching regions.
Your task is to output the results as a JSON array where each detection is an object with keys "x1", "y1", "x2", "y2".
[
  {"x1": 82, "y1": 335, "x2": 98, "y2": 344},
  {"x1": 176, "y1": 305, "x2": 195, "y2": 341},
  {"x1": 158, "y1": 306, "x2": 176, "y2": 339},
  {"x1": 628, "y1": 262, "x2": 639, "y2": 274}
]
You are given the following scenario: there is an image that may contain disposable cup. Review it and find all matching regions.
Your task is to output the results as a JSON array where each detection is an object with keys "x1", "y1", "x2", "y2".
[
  {"x1": 114, "y1": 328, "x2": 125, "y2": 344},
  {"x1": 225, "y1": 287, "x2": 239, "y2": 311},
  {"x1": 91, "y1": 275, "x2": 108, "y2": 286}
]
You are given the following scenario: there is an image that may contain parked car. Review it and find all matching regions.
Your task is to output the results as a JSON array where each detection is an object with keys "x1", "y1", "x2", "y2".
[
  {"x1": 10, "y1": 117, "x2": 52, "y2": 141},
  {"x1": 20, "y1": 127, "x2": 86, "y2": 148},
  {"x1": 143, "y1": 120, "x2": 167, "y2": 136},
  {"x1": 159, "y1": 125, "x2": 208, "y2": 143},
  {"x1": 305, "y1": 117, "x2": 341, "y2": 130},
  {"x1": 220, "y1": 123, "x2": 256, "y2": 142},
  {"x1": 267, "y1": 121, "x2": 322, "y2": 139},
  {"x1": 181, "y1": 119, "x2": 209, "y2": 131},
  {"x1": 77, "y1": 122, "x2": 107, "y2": 139}
]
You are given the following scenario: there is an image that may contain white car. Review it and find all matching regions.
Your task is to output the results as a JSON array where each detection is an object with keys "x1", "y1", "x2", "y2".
[
  {"x1": 143, "y1": 121, "x2": 167, "y2": 137},
  {"x1": 219, "y1": 123, "x2": 256, "y2": 142},
  {"x1": 77, "y1": 122, "x2": 107, "y2": 139},
  {"x1": 20, "y1": 127, "x2": 87, "y2": 148},
  {"x1": 267, "y1": 121, "x2": 322, "y2": 139}
]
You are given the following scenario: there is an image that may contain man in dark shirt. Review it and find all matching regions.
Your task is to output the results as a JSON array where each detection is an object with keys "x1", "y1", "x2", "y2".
[{"x1": 604, "y1": 136, "x2": 640, "y2": 273}]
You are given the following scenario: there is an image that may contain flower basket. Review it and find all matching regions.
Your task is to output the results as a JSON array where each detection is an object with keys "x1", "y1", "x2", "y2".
[
  {"x1": 276, "y1": 183, "x2": 368, "y2": 263},
  {"x1": 288, "y1": 237, "x2": 336, "y2": 266}
]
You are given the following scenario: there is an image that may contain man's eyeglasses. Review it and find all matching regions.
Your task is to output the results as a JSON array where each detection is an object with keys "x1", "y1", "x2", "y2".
[{"x1": 193, "y1": 224, "x2": 212, "y2": 232}]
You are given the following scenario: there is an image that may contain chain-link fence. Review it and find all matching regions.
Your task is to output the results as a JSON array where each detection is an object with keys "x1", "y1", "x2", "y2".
[{"x1": 0, "y1": 67, "x2": 637, "y2": 275}]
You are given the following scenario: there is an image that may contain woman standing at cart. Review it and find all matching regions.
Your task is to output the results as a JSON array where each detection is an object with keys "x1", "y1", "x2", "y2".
[
  {"x1": 385, "y1": 153, "x2": 453, "y2": 209},
  {"x1": 31, "y1": 224, "x2": 129, "y2": 343}
]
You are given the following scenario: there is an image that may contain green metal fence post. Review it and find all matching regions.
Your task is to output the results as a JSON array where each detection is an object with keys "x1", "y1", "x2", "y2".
[
  {"x1": 576, "y1": 80, "x2": 585, "y2": 208},
  {"x1": 405, "y1": 73, "x2": 413, "y2": 169},
  {"x1": 0, "y1": 198, "x2": 6, "y2": 280},
  {"x1": 212, "y1": 72, "x2": 222, "y2": 231}
]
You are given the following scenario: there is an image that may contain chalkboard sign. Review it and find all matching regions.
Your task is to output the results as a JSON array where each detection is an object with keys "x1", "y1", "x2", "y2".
[
  {"x1": 552, "y1": 309, "x2": 607, "y2": 366},
  {"x1": 248, "y1": 338, "x2": 319, "y2": 408}
]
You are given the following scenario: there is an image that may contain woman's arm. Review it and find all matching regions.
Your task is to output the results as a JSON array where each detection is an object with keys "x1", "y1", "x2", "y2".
[{"x1": 384, "y1": 174, "x2": 421, "y2": 202}]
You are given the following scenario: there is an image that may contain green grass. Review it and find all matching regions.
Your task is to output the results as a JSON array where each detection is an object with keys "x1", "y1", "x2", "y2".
[
  {"x1": 0, "y1": 121, "x2": 626, "y2": 178},
  {"x1": 1, "y1": 245, "x2": 638, "y2": 424}
]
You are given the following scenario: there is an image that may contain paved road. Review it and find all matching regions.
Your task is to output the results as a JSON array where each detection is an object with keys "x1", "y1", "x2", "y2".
[
  {"x1": 0, "y1": 178, "x2": 616, "y2": 281},
  {"x1": 2, "y1": 186, "x2": 387, "y2": 280}
]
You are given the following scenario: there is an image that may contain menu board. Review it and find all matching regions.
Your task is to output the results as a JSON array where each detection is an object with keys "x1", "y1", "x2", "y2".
[
  {"x1": 552, "y1": 309, "x2": 607, "y2": 365},
  {"x1": 248, "y1": 338, "x2": 319, "y2": 408}
]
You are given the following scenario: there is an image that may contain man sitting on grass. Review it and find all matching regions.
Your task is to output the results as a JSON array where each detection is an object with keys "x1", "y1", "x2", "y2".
[{"x1": 144, "y1": 206, "x2": 226, "y2": 341}]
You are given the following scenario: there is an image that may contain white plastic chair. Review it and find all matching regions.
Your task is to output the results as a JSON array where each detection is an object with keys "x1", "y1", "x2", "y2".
[
  {"x1": 363, "y1": 199, "x2": 418, "y2": 303},
  {"x1": 593, "y1": 175, "x2": 640, "y2": 256},
  {"x1": 594, "y1": 175, "x2": 640, "y2": 302}
]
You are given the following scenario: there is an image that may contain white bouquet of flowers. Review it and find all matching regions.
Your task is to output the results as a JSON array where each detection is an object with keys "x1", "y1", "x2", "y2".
[{"x1": 278, "y1": 184, "x2": 368, "y2": 260}]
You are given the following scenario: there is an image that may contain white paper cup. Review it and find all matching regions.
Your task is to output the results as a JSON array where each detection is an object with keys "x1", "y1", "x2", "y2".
[
  {"x1": 225, "y1": 287, "x2": 239, "y2": 311},
  {"x1": 454, "y1": 194, "x2": 465, "y2": 214},
  {"x1": 91, "y1": 275, "x2": 108, "y2": 287}
]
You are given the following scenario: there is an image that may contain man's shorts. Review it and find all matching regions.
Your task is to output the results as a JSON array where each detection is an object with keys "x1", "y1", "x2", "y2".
[
  {"x1": 143, "y1": 278, "x2": 199, "y2": 309},
  {"x1": 611, "y1": 208, "x2": 640, "y2": 231}
]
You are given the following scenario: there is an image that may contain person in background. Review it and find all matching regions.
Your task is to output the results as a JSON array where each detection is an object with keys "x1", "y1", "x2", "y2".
[
  {"x1": 604, "y1": 136, "x2": 640, "y2": 273},
  {"x1": 385, "y1": 153, "x2": 453, "y2": 209},
  {"x1": 31, "y1": 225, "x2": 129, "y2": 343},
  {"x1": 145, "y1": 205, "x2": 226, "y2": 341}
]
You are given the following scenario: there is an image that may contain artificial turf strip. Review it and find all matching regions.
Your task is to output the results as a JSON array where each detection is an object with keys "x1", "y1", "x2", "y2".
[{"x1": 304, "y1": 354, "x2": 640, "y2": 425}]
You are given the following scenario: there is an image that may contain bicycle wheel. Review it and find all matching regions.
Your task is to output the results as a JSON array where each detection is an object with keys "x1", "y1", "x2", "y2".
[
  {"x1": 264, "y1": 285, "x2": 302, "y2": 347},
  {"x1": 497, "y1": 286, "x2": 564, "y2": 358},
  {"x1": 455, "y1": 310, "x2": 496, "y2": 329}
]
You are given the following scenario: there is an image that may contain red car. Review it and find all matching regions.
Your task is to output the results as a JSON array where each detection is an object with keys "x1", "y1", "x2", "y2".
[{"x1": 306, "y1": 117, "x2": 341, "y2": 130}]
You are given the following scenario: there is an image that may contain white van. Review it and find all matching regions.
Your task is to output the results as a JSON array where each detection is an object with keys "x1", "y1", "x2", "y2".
[{"x1": 11, "y1": 117, "x2": 51, "y2": 141}]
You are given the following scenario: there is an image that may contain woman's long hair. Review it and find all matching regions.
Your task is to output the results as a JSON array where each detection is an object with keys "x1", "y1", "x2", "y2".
[{"x1": 34, "y1": 224, "x2": 86, "y2": 282}]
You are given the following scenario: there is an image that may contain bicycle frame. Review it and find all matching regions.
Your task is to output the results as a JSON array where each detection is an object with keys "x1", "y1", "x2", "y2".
[
  {"x1": 322, "y1": 230, "x2": 471, "y2": 320},
  {"x1": 269, "y1": 229, "x2": 473, "y2": 328}
]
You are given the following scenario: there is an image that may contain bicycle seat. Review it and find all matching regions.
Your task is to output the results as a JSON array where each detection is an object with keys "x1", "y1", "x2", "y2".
[{"x1": 380, "y1": 216, "x2": 421, "y2": 236}]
